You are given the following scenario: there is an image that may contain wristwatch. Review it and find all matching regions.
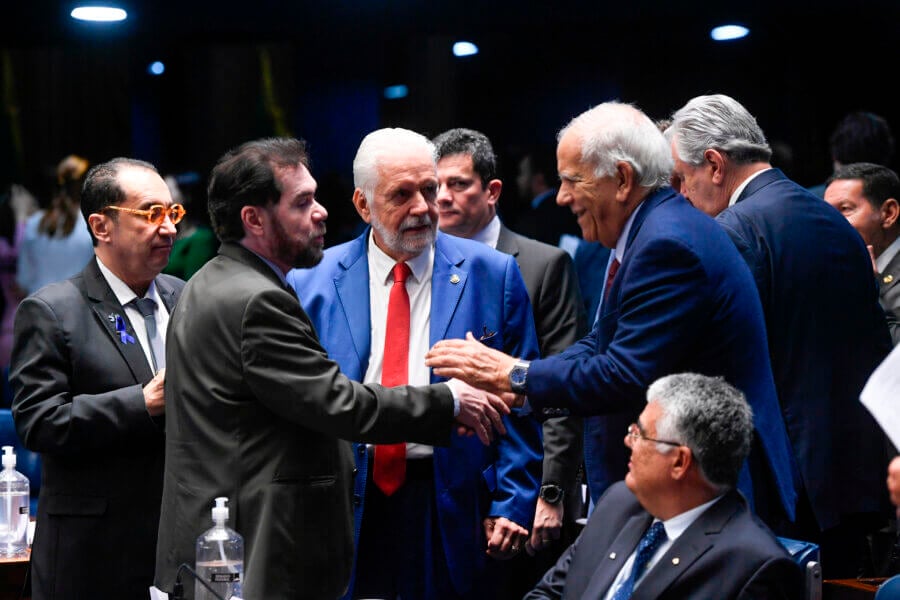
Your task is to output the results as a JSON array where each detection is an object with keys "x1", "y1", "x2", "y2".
[
  {"x1": 508, "y1": 360, "x2": 530, "y2": 395},
  {"x1": 539, "y1": 483, "x2": 565, "y2": 505}
]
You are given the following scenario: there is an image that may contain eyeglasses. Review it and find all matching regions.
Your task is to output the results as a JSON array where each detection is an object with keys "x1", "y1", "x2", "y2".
[
  {"x1": 103, "y1": 204, "x2": 186, "y2": 225},
  {"x1": 626, "y1": 423, "x2": 682, "y2": 447}
]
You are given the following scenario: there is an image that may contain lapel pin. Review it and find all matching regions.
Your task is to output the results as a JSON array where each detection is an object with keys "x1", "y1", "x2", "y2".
[
  {"x1": 672, "y1": 557, "x2": 680, "y2": 565},
  {"x1": 609, "y1": 552, "x2": 617, "y2": 560},
  {"x1": 107, "y1": 313, "x2": 117, "y2": 322},
  {"x1": 114, "y1": 315, "x2": 136, "y2": 345},
  {"x1": 885, "y1": 274, "x2": 894, "y2": 284},
  {"x1": 450, "y1": 274, "x2": 460, "y2": 284}
]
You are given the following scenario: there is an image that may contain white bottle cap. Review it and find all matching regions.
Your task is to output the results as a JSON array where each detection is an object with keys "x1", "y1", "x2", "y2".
[
  {"x1": 212, "y1": 496, "x2": 229, "y2": 524},
  {"x1": 2, "y1": 446, "x2": 15, "y2": 469}
]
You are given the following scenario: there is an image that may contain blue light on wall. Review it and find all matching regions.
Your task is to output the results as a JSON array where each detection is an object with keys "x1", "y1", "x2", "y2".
[
  {"x1": 452, "y1": 41, "x2": 479, "y2": 57},
  {"x1": 710, "y1": 25, "x2": 749, "y2": 41},
  {"x1": 70, "y1": 6, "x2": 128, "y2": 22},
  {"x1": 383, "y1": 85, "x2": 409, "y2": 100},
  {"x1": 148, "y1": 61, "x2": 165, "y2": 76}
]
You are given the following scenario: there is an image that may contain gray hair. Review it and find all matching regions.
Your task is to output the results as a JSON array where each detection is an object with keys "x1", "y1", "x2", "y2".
[
  {"x1": 648, "y1": 372, "x2": 753, "y2": 491},
  {"x1": 353, "y1": 128, "x2": 436, "y2": 200},
  {"x1": 667, "y1": 94, "x2": 772, "y2": 167},
  {"x1": 557, "y1": 101, "x2": 673, "y2": 189}
]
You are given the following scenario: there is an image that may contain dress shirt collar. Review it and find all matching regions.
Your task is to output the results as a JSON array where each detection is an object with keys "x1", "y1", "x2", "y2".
[
  {"x1": 729, "y1": 167, "x2": 772, "y2": 207},
  {"x1": 240, "y1": 243, "x2": 288, "y2": 286},
  {"x1": 95, "y1": 256, "x2": 160, "y2": 306},
  {"x1": 470, "y1": 214, "x2": 501, "y2": 249},
  {"x1": 367, "y1": 229, "x2": 434, "y2": 285},
  {"x1": 877, "y1": 234, "x2": 900, "y2": 273},
  {"x1": 613, "y1": 201, "x2": 642, "y2": 264}
]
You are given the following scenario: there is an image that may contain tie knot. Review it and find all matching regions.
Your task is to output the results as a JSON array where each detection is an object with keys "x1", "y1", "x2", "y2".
[
  {"x1": 392, "y1": 262, "x2": 411, "y2": 284},
  {"x1": 640, "y1": 521, "x2": 667, "y2": 551},
  {"x1": 132, "y1": 297, "x2": 157, "y2": 318},
  {"x1": 608, "y1": 257, "x2": 620, "y2": 278}
]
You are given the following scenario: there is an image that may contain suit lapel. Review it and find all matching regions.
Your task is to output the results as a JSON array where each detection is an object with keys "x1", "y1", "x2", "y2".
[
  {"x1": 495, "y1": 225, "x2": 520, "y2": 258},
  {"x1": 82, "y1": 260, "x2": 154, "y2": 383},
  {"x1": 430, "y1": 234, "x2": 466, "y2": 346},
  {"x1": 583, "y1": 513, "x2": 653, "y2": 598},
  {"x1": 155, "y1": 276, "x2": 179, "y2": 312},
  {"x1": 335, "y1": 235, "x2": 373, "y2": 367},
  {"x1": 632, "y1": 492, "x2": 741, "y2": 600}
]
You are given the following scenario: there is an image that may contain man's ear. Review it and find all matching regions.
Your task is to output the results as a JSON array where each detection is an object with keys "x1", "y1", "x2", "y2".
[
  {"x1": 669, "y1": 446, "x2": 693, "y2": 481},
  {"x1": 705, "y1": 149, "x2": 727, "y2": 185},
  {"x1": 614, "y1": 161, "x2": 635, "y2": 203},
  {"x1": 881, "y1": 197, "x2": 899, "y2": 229},
  {"x1": 87, "y1": 213, "x2": 111, "y2": 243},
  {"x1": 353, "y1": 188, "x2": 372, "y2": 224},
  {"x1": 240, "y1": 205, "x2": 266, "y2": 237},
  {"x1": 486, "y1": 179, "x2": 502, "y2": 205}
]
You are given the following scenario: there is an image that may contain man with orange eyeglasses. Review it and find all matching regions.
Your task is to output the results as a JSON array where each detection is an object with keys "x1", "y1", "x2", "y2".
[{"x1": 10, "y1": 157, "x2": 185, "y2": 600}]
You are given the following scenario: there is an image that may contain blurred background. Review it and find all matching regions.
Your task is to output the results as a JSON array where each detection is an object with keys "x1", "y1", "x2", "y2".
[{"x1": 2, "y1": 0, "x2": 899, "y2": 240}]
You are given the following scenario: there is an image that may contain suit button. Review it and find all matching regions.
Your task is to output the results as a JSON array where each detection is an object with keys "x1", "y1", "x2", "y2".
[
  {"x1": 352, "y1": 468, "x2": 358, "y2": 476},
  {"x1": 353, "y1": 494, "x2": 361, "y2": 506},
  {"x1": 357, "y1": 446, "x2": 366, "y2": 456}
]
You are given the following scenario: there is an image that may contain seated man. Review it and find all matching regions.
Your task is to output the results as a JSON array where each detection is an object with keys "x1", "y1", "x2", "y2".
[{"x1": 527, "y1": 372, "x2": 799, "y2": 600}]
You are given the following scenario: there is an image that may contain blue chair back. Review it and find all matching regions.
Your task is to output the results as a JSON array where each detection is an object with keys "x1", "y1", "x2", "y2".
[
  {"x1": 0, "y1": 408, "x2": 41, "y2": 515},
  {"x1": 876, "y1": 574, "x2": 900, "y2": 600},
  {"x1": 777, "y1": 536, "x2": 820, "y2": 564}
]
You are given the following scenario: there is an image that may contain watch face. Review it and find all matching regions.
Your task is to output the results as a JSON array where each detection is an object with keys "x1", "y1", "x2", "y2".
[
  {"x1": 511, "y1": 365, "x2": 527, "y2": 385},
  {"x1": 540, "y1": 485, "x2": 563, "y2": 504}
]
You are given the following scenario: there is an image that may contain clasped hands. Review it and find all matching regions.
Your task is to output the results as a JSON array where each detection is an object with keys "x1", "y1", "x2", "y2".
[{"x1": 432, "y1": 333, "x2": 524, "y2": 445}]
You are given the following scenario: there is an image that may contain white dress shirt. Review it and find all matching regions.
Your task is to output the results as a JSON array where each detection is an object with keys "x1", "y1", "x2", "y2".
[{"x1": 364, "y1": 232, "x2": 434, "y2": 458}]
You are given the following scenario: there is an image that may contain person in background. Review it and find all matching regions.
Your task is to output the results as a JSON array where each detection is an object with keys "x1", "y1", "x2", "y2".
[
  {"x1": 808, "y1": 110, "x2": 895, "y2": 197},
  {"x1": 16, "y1": 154, "x2": 95, "y2": 295},
  {"x1": 432, "y1": 127, "x2": 588, "y2": 596},
  {"x1": 667, "y1": 93, "x2": 893, "y2": 577},
  {"x1": 824, "y1": 162, "x2": 900, "y2": 345},
  {"x1": 526, "y1": 373, "x2": 799, "y2": 600},
  {"x1": 161, "y1": 172, "x2": 218, "y2": 280},
  {"x1": 11, "y1": 157, "x2": 184, "y2": 599}
]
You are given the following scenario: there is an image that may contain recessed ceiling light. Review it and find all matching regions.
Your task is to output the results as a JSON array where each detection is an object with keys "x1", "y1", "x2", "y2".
[
  {"x1": 383, "y1": 85, "x2": 409, "y2": 100},
  {"x1": 453, "y1": 41, "x2": 479, "y2": 57},
  {"x1": 148, "y1": 61, "x2": 165, "y2": 76},
  {"x1": 710, "y1": 25, "x2": 749, "y2": 41},
  {"x1": 71, "y1": 6, "x2": 128, "y2": 22}
]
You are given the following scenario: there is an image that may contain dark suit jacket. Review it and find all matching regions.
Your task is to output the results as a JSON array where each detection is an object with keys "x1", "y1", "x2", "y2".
[
  {"x1": 526, "y1": 482, "x2": 800, "y2": 600},
  {"x1": 879, "y1": 249, "x2": 900, "y2": 345},
  {"x1": 288, "y1": 230, "x2": 542, "y2": 596},
  {"x1": 10, "y1": 258, "x2": 183, "y2": 600},
  {"x1": 496, "y1": 224, "x2": 587, "y2": 497},
  {"x1": 155, "y1": 242, "x2": 457, "y2": 600},
  {"x1": 525, "y1": 188, "x2": 797, "y2": 522},
  {"x1": 718, "y1": 168, "x2": 893, "y2": 529}
]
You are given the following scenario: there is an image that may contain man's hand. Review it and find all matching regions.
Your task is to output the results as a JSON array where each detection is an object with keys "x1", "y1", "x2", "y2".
[
  {"x1": 526, "y1": 498, "x2": 563, "y2": 555},
  {"x1": 888, "y1": 456, "x2": 900, "y2": 516},
  {"x1": 143, "y1": 369, "x2": 166, "y2": 417},
  {"x1": 446, "y1": 378, "x2": 508, "y2": 445},
  {"x1": 426, "y1": 332, "x2": 518, "y2": 395},
  {"x1": 483, "y1": 516, "x2": 529, "y2": 560}
]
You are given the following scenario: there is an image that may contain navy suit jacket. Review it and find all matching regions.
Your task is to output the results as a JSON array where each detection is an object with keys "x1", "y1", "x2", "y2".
[
  {"x1": 288, "y1": 230, "x2": 543, "y2": 596},
  {"x1": 526, "y1": 188, "x2": 797, "y2": 521},
  {"x1": 718, "y1": 168, "x2": 893, "y2": 529},
  {"x1": 526, "y1": 482, "x2": 800, "y2": 600}
]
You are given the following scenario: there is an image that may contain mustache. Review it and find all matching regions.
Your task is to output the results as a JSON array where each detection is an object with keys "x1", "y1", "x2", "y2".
[
  {"x1": 399, "y1": 215, "x2": 433, "y2": 231},
  {"x1": 310, "y1": 224, "x2": 327, "y2": 238}
]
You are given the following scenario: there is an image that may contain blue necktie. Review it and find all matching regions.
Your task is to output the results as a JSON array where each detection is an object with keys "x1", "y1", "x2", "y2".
[
  {"x1": 610, "y1": 520, "x2": 667, "y2": 600},
  {"x1": 132, "y1": 297, "x2": 164, "y2": 373}
]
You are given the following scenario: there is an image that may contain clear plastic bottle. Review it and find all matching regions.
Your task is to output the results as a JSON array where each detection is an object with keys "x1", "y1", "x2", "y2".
[
  {"x1": 0, "y1": 445, "x2": 29, "y2": 558},
  {"x1": 195, "y1": 497, "x2": 243, "y2": 600}
]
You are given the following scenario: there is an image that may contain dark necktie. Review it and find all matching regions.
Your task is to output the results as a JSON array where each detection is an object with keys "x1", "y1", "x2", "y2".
[
  {"x1": 605, "y1": 257, "x2": 621, "y2": 297},
  {"x1": 372, "y1": 262, "x2": 411, "y2": 496},
  {"x1": 132, "y1": 297, "x2": 164, "y2": 373},
  {"x1": 610, "y1": 520, "x2": 667, "y2": 600}
]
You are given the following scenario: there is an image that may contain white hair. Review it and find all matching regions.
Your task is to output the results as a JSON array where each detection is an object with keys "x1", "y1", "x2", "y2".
[{"x1": 352, "y1": 128, "x2": 436, "y2": 200}]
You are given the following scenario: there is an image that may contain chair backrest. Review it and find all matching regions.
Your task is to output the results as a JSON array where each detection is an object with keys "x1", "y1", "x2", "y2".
[
  {"x1": 0, "y1": 408, "x2": 41, "y2": 514},
  {"x1": 876, "y1": 574, "x2": 900, "y2": 599},
  {"x1": 777, "y1": 537, "x2": 821, "y2": 600}
]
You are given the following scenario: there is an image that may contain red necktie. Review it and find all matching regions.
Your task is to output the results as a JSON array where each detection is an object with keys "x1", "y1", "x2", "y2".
[
  {"x1": 605, "y1": 257, "x2": 620, "y2": 296},
  {"x1": 372, "y1": 262, "x2": 412, "y2": 496}
]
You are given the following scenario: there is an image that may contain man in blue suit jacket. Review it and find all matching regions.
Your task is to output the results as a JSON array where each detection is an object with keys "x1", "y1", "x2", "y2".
[
  {"x1": 667, "y1": 94, "x2": 893, "y2": 577},
  {"x1": 288, "y1": 128, "x2": 542, "y2": 599},
  {"x1": 427, "y1": 101, "x2": 796, "y2": 529}
]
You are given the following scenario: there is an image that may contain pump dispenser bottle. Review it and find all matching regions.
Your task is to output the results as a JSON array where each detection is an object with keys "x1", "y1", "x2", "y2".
[
  {"x1": 0, "y1": 445, "x2": 29, "y2": 558},
  {"x1": 195, "y1": 496, "x2": 243, "y2": 600}
]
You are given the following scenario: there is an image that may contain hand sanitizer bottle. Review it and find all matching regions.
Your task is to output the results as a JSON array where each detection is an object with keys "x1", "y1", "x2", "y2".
[
  {"x1": 195, "y1": 497, "x2": 243, "y2": 600},
  {"x1": 0, "y1": 446, "x2": 29, "y2": 558}
]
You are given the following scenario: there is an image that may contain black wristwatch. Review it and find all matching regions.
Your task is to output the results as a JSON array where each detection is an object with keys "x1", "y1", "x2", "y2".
[
  {"x1": 509, "y1": 360, "x2": 530, "y2": 395},
  {"x1": 539, "y1": 483, "x2": 564, "y2": 505}
]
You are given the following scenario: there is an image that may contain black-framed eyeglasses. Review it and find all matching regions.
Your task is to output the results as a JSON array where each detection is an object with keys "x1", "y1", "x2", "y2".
[
  {"x1": 626, "y1": 423, "x2": 682, "y2": 447},
  {"x1": 103, "y1": 203, "x2": 186, "y2": 225}
]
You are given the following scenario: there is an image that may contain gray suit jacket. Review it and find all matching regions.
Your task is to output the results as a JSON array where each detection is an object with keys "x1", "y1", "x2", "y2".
[
  {"x1": 154, "y1": 242, "x2": 456, "y2": 600},
  {"x1": 496, "y1": 225, "x2": 587, "y2": 495},
  {"x1": 526, "y1": 482, "x2": 800, "y2": 600},
  {"x1": 880, "y1": 250, "x2": 900, "y2": 345},
  {"x1": 11, "y1": 258, "x2": 183, "y2": 600}
]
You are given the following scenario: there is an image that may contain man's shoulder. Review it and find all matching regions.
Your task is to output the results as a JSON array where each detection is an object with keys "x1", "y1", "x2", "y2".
[
  {"x1": 501, "y1": 227, "x2": 572, "y2": 263},
  {"x1": 438, "y1": 231, "x2": 513, "y2": 269}
]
